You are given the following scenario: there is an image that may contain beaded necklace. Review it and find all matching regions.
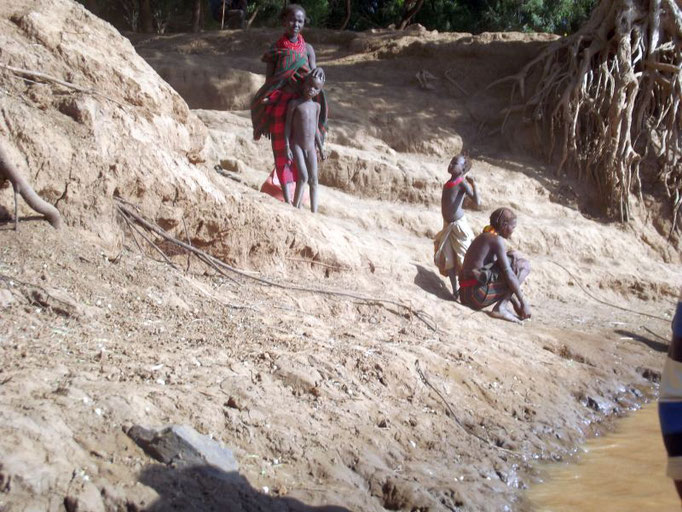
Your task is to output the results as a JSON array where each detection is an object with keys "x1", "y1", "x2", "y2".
[{"x1": 277, "y1": 34, "x2": 306, "y2": 54}]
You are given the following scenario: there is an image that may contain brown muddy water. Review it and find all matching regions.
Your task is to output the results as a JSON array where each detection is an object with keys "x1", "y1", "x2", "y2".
[{"x1": 527, "y1": 402, "x2": 681, "y2": 511}]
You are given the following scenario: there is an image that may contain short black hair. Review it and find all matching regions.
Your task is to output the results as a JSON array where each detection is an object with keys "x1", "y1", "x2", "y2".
[
  {"x1": 280, "y1": 3, "x2": 305, "y2": 20},
  {"x1": 490, "y1": 207, "x2": 516, "y2": 231},
  {"x1": 305, "y1": 73, "x2": 324, "y2": 87}
]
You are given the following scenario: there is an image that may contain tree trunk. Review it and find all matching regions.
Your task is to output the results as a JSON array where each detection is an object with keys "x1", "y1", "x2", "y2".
[
  {"x1": 191, "y1": 0, "x2": 203, "y2": 32},
  {"x1": 490, "y1": 0, "x2": 682, "y2": 229},
  {"x1": 139, "y1": 0, "x2": 154, "y2": 33},
  {"x1": 246, "y1": 6, "x2": 260, "y2": 29},
  {"x1": 397, "y1": 0, "x2": 425, "y2": 29},
  {"x1": 340, "y1": 0, "x2": 352, "y2": 30}
]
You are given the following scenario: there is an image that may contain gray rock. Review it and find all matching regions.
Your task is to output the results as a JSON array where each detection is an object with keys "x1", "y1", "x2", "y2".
[
  {"x1": 127, "y1": 424, "x2": 238, "y2": 475},
  {"x1": 64, "y1": 481, "x2": 105, "y2": 512},
  {"x1": 0, "y1": 289, "x2": 14, "y2": 308},
  {"x1": 219, "y1": 158, "x2": 245, "y2": 173}
]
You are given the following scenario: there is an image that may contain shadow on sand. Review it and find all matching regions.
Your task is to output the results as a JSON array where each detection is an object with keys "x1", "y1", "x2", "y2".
[
  {"x1": 614, "y1": 329, "x2": 668, "y2": 353},
  {"x1": 0, "y1": 214, "x2": 48, "y2": 230},
  {"x1": 413, "y1": 264, "x2": 454, "y2": 302},
  {"x1": 140, "y1": 463, "x2": 351, "y2": 512}
]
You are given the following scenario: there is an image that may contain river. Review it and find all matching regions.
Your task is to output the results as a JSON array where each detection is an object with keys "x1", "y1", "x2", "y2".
[{"x1": 527, "y1": 401, "x2": 680, "y2": 511}]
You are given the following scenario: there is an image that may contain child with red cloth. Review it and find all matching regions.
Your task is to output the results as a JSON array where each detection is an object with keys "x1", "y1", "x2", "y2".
[
  {"x1": 433, "y1": 154, "x2": 480, "y2": 299},
  {"x1": 250, "y1": 4, "x2": 328, "y2": 205}
]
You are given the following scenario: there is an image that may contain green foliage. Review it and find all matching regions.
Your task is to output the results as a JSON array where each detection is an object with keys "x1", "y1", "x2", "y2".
[
  {"x1": 300, "y1": 0, "x2": 332, "y2": 27},
  {"x1": 411, "y1": 0, "x2": 478, "y2": 33},
  {"x1": 473, "y1": 0, "x2": 597, "y2": 34},
  {"x1": 78, "y1": 0, "x2": 598, "y2": 33}
]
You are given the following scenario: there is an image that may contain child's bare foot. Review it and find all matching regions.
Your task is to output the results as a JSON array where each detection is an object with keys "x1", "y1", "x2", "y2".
[{"x1": 490, "y1": 301, "x2": 522, "y2": 324}]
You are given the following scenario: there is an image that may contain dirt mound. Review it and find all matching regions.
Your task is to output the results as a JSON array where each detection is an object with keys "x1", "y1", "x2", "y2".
[
  {"x1": 0, "y1": 1, "x2": 355, "y2": 272},
  {"x1": 0, "y1": 0, "x2": 207, "y2": 241}
]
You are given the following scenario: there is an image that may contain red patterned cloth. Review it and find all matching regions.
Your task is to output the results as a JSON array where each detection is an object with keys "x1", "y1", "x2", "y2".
[
  {"x1": 459, "y1": 276, "x2": 509, "y2": 309},
  {"x1": 266, "y1": 89, "x2": 298, "y2": 185}
]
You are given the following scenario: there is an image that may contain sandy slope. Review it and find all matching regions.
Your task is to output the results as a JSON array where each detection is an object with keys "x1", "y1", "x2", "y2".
[{"x1": 0, "y1": 1, "x2": 680, "y2": 511}]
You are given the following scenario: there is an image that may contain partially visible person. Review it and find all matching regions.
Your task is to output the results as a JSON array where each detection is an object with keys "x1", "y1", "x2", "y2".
[
  {"x1": 459, "y1": 207, "x2": 531, "y2": 323},
  {"x1": 209, "y1": 0, "x2": 247, "y2": 29},
  {"x1": 659, "y1": 288, "x2": 682, "y2": 500},
  {"x1": 250, "y1": 3, "x2": 327, "y2": 204},
  {"x1": 284, "y1": 74, "x2": 326, "y2": 212},
  {"x1": 433, "y1": 154, "x2": 480, "y2": 299}
]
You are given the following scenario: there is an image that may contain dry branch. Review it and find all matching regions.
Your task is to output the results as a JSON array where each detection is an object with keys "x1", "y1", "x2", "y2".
[
  {"x1": 0, "y1": 139, "x2": 62, "y2": 230},
  {"x1": 115, "y1": 199, "x2": 437, "y2": 331},
  {"x1": 0, "y1": 63, "x2": 125, "y2": 107},
  {"x1": 415, "y1": 360, "x2": 517, "y2": 455}
]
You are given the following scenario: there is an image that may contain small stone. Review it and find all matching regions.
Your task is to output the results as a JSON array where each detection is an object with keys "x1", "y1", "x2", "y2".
[
  {"x1": 225, "y1": 396, "x2": 241, "y2": 410},
  {"x1": 127, "y1": 424, "x2": 239, "y2": 476},
  {"x1": 219, "y1": 158, "x2": 245, "y2": 173},
  {"x1": 64, "y1": 481, "x2": 105, "y2": 512},
  {"x1": 0, "y1": 289, "x2": 14, "y2": 308}
]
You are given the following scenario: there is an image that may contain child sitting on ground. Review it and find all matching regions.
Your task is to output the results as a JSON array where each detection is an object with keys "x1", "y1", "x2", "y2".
[
  {"x1": 433, "y1": 154, "x2": 480, "y2": 299},
  {"x1": 284, "y1": 73, "x2": 327, "y2": 212}
]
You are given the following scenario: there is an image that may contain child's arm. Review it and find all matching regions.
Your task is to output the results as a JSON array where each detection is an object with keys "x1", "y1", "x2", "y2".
[
  {"x1": 284, "y1": 101, "x2": 297, "y2": 161},
  {"x1": 314, "y1": 104, "x2": 326, "y2": 160},
  {"x1": 494, "y1": 241, "x2": 531, "y2": 319},
  {"x1": 464, "y1": 176, "x2": 481, "y2": 208}
]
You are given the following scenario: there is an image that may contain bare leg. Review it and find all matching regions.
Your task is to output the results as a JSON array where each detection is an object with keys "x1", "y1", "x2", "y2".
[
  {"x1": 447, "y1": 266, "x2": 459, "y2": 300},
  {"x1": 307, "y1": 151, "x2": 319, "y2": 213},
  {"x1": 282, "y1": 180, "x2": 292, "y2": 204},
  {"x1": 292, "y1": 146, "x2": 308, "y2": 209},
  {"x1": 492, "y1": 254, "x2": 531, "y2": 323},
  {"x1": 13, "y1": 183, "x2": 18, "y2": 231}
]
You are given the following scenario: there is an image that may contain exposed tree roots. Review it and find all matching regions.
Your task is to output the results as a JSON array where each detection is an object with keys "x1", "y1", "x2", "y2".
[
  {"x1": 0, "y1": 139, "x2": 62, "y2": 230},
  {"x1": 115, "y1": 199, "x2": 438, "y2": 332},
  {"x1": 490, "y1": 0, "x2": 681, "y2": 228}
]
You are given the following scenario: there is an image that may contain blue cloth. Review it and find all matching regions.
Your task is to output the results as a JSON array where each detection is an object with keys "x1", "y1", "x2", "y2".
[{"x1": 659, "y1": 300, "x2": 682, "y2": 479}]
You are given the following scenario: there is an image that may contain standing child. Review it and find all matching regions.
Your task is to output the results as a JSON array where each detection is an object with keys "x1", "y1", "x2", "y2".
[
  {"x1": 284, "y1": 74, "x2": 327, "y2": 212},
  {"x1": 433, "y1": 154, "x2": 480, "y2": 299}
]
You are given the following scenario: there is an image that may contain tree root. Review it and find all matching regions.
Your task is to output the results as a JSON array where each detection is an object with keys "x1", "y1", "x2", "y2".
[
  {"x1": 414, "y1": 360, "x2": 517, "y2": 455},
  {"x1": 0, "y1": 139, "x2": 62, "y2": 230},
  {"x1": 490, "y1": 0, "x2": 681, "y2": 228},
  {"x1": 115, "y1": 199, "x2": 438, "y2": 332},
  {"x1": 0, "y1": 63, "x2": 126, "y2": 108},
  {"x1": 549, "y1": 260, "x2": 670, "y2": 323}
]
